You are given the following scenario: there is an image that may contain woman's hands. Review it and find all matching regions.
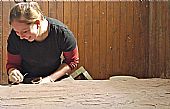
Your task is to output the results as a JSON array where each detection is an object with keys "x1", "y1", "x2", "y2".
[
  {"x1": 9, "y1": 69, "x2": 24, "y2": 84},
  {"x1": 8, "y1": 68, "x2": 54, "y2": 84}
]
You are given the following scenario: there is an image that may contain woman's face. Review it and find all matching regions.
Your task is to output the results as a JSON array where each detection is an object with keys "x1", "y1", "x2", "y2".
[{"x1": 11, "y1": 20, "x2": 39, "y2": 42}]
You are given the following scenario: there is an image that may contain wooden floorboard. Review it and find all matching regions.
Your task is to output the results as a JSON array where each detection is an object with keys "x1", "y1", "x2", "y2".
[{"x1": 0, "y1": 78, "x2": 170, "y2": 109}]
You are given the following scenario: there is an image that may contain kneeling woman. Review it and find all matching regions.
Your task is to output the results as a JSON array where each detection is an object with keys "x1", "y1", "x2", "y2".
[{"x1": 7, "y1": 2, "x2": 79, "y2": 84}]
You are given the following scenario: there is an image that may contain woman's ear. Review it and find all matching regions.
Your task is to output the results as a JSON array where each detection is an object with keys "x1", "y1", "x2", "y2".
[{"x1": 35, "y1": 20, "x2": 40, "y2": 29}]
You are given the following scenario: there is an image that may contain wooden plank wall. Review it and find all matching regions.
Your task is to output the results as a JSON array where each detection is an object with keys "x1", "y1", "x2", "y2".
[
  {"x1": 0, "y1": 0, "x2": 169, "y2": 84},
  {"x1": 149, "y1": 1, "x2": 170, "y2": 78}
]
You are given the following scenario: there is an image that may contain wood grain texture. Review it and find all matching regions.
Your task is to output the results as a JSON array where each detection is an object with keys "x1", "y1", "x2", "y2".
[{"x1": 0, "y1": 79, "x2": 170, "y2": 109}]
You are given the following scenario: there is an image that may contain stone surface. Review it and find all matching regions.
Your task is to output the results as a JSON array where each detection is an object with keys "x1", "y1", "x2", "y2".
[{"x1": 0, "y1": 78, "x2": 170, "y2": 109}]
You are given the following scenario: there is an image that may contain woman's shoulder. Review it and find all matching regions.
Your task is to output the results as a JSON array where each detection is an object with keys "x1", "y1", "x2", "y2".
[
  {"x1": 46, "y1": 17, "x2": 67, "y2": 29},
  {"x1": 8, "y1": 29, "x2": 20, "y2": 41},
  {"x1": 46, "y1": 17, "x2": 73, "y2": 36}
]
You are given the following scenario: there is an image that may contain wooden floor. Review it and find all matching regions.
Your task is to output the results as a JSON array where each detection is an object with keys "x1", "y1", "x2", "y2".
[{"x1": 0, "y1": 77, "x2": 170, "y2": 109}]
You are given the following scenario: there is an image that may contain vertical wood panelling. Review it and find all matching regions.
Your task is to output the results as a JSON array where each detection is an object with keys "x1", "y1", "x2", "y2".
[
  {"x1": 106, "y1": 1, "x2": 113, "y2": 78},
  {"x1": 84, "y1": 1, "x2": 93, "y2": 77},
  {"x1": 0, "y1": 0, "x2": 2, "y2": 83},
  {"x1": 64, "y1": 1, "x2": 71, "y2": 28},
  {"x1": 71, "y1": 1, "x2": 78, "y2": 39},
  {"x1": 77, "y1": 1, "x2": 85, "y2": 68},
  {"x1": 112, "y1": 2, "x2": 120, "y2": 75},
  {"x1": 0, "y1": 1, "x2": 169, "y2": 83},
  {"x1": 2, "y1": 1, "x2": 10, "y2": 84},
  {"x1": 165, "y1": 1, "x2": 170, "y2": 78},
  {"x1": 92, "y1": 1, "x2": 100, "y2": 79},
  {"x1": 157, "y1": 1, "x2": 166, "y2": 78},
  {"x1": 149, "y1": 1, "x2": 157, "y2": 78},
  {"x1": 140, "y1": 1, "x2": 148, "y2": 78},
  {"x1": 119, "y1": 1, "x2": 127, "y2": 75},
  {"x1": 126, "y1": 1, "x2": 134, "y2": 76},
  {"x1": 56, "y1": 1, "x2": 64, "y2": 22},
  {"x1": 49, "y1": 0, "x2": 56, "y2": 18},
  {"x1": 162, "y1": 1, "x2": 169, "y2": 78},
  {"x1": 99, "y1": 1, "x2": 107, "y2": 79},
  {"x1": 154, "y1": 1, "x2": 161, "y2": 78},
  {"x1": 133, "y1": 1, "x2": 141, "y2": 77},
  {"x1": 141, "y1": 1, "x2": 149, "y2": 78},
  {"x1": 133, "y1": 1, "x2": 148, "y2": 78},
  {"x1": 149, "y1": 1, "x2": 162, "y2": 78}
]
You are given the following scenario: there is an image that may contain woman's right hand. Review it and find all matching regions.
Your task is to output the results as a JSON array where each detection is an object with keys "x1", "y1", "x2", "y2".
[{"x1": 9, "y1": 69, "x2": 24, "y2": 83}]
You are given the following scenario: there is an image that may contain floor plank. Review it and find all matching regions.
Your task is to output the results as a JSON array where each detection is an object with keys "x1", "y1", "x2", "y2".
[{"x1": 0, "y1": 78, "x2": 170, "y2": 109}]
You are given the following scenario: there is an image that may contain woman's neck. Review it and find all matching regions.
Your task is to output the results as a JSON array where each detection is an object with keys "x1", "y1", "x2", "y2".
[{"x1": 35, "y1": 19, "x2": 49, "y2": 42}]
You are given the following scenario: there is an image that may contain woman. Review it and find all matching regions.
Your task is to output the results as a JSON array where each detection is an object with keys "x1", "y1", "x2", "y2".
[{"x1": 6, "y1": 2, "x2": 79, "y2": 84}]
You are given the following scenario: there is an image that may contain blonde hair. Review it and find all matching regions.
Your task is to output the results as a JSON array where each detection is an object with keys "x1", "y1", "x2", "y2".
[{"x1": 9, "y1": 2, "x2": 44, "y2": 25}]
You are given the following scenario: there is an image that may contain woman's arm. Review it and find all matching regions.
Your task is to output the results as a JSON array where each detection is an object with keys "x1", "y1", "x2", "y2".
[
  {"x1": 51, "y1": 46, "x2": 79, "y2": 81},
  {"x1": 6, "y1": 52, "x2": 22, "y2": 75},
  {"x1": 6, "y1": 52, "x2": 24, "y2": 83},
  {"x1": 41, "y1": 46, "x2": 79, "y2": 83}
]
